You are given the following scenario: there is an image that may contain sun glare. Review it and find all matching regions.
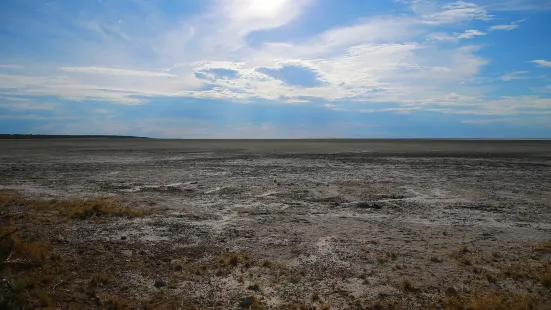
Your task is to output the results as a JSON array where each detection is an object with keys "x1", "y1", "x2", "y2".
[{"x1": 246, "y1": 0, "x2": 288, "y2": 18}]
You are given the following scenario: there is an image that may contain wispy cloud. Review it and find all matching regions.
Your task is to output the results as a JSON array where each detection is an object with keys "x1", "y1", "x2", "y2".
[
  {"x1": 499, "y1": 71, "x2": 528, "y2": 81},
  {"x1": 532, "y1": 59, "x2": 551, "y2": 67},
  {"x1": 58, "y1": 67, "x2": 177, "y2": 77},
  {"x1": 420, "y1": 1, "x2": 492, "y2": 24},
  {"x1": 488, "y1": 18, "x2": 526, "y2": 31},
  {"x1": 0, "y1": 65, "x2": 24, "y2": 69}
]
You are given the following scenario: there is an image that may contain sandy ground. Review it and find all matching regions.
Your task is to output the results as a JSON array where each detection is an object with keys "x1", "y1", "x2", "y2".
[{"x1": 1, "y1": 139, "x2": 551, "y2": 309}]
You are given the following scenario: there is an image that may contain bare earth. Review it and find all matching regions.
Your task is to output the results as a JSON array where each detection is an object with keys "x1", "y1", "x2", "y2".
[{"x1": 1, "y1": 139, "x2": 551, "y2": 309}]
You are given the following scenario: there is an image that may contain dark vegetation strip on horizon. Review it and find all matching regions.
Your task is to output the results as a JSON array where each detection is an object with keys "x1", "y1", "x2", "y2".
[{"x1": 0, "y1": 134, "x2": 148, "y2": 140}]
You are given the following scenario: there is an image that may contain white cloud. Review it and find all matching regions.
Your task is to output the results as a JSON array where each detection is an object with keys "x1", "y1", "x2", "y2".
[
  {"x1": 534, "y1": 85, "x2": 551, "y2": 93},
  {"x1": 0, "y1": 96, "x2": 59, "y2": 111},
  {"x1": 488, "y1": 18, "x2": 526, "y2": 31},
  {"x1": 420, "y1": 1, "x2": 492, "y2": 25},
  {"x1": 532, "y1": 59, "x2": 551, "y2": 67},
  {"x1": 0, "y1": 65, "x2": 24, "y2": 69},
  {"x1": 479, "y1": 0, "x2": 551, "y2": 12},
  {"x1": 499, "y1": 71, "x2": 528, "y2": 81},
  {"x1": 461, "y1": 117, "x2": 551, "y2": 126},
  {"x1": 489, "y1": 24, "x2": 518, "y2": 31},
  {"x1": 427, "y1": 29, "x2": 486, "y2": 42},
  {"x1": 58, "y1": 67, "x2": 177, "y2": 77},
  {"x1": 454, "y1": 29, "x2": 486, "y2": 39}
]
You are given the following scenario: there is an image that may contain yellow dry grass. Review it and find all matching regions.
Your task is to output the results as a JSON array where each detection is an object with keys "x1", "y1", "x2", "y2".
[{"x1": 0, "y1": 191, "x2": 150, "y2": 220}]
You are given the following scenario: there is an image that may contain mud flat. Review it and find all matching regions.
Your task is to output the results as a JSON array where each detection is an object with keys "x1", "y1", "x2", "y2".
[{"x1": 1, "y1": 139, "x2": 551, "y2": 309}]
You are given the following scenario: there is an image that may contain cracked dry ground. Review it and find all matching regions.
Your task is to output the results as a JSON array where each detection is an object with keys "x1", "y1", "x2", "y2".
[{"x1": 0, "y1": 139, "x2": 550, "y2": 309}]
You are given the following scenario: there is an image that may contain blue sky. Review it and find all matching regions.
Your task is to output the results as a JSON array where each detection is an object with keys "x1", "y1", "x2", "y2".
[{"x1": 1, "y1": 0, "x2": 551, "y2": 138}]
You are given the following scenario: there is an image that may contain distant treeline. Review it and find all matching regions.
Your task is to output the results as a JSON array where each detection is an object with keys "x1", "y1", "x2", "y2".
[{"x1": 0, "y1": 134, "x2": 148, "y2": 139}]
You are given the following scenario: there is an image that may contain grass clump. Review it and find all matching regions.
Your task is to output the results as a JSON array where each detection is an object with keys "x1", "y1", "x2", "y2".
[
  {"x1": 400, "y1": 278, "x2": 414, "y2": 292},
  {"x1": 239, "y1": 295, "x2": 262, "y2": 309},
  {"x1": 535, "y1": 240, "x2": 551, "y2": 254},
  {"x1": 541, "y1": 274, "x2": 551, "y2": 289},
  {"x1": 386, "y1": 251, "x2": 398, "y2": 260},
  {"x1": 430, "y1": 256, "x2": 442, "y2": 263},
  {"x1": 461, "y1": 258, "x2": 473, "y2": 266},
  {"x1": 90, "y1": 273, "x2": 111, "y2": 288}
]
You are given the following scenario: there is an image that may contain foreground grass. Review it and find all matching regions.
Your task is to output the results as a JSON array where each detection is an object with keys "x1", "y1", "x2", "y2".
[{"x1": 1, "y1": 191, "x2": 152, "y2": 309}]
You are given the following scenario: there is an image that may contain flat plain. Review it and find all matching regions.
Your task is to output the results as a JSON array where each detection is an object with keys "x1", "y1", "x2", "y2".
[{"x1": 1, "y1": 139, "x2": 551, "y2": 309}]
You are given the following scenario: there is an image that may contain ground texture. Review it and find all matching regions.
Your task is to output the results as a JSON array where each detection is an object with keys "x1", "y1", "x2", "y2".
[{"x1": 0, "y1": 139, "x2": 550, "y2": 309}]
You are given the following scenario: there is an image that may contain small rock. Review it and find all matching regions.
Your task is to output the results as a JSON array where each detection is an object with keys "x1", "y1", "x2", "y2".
[
  {"x1": 121, "y1": 250, "x2": 132, "y2": 257},
  {"x1": 445, "y1": 287, "x2": 458, "y2": 297},
  {"x1": 154, "y1": 279, "x2": 166, "y2": 288},
  {"x1": 357, "y1": 202, "x2": 384, "y2": 209},
  {"x1": 120, "y1": 236, "x2": 127, "y2": 240}
]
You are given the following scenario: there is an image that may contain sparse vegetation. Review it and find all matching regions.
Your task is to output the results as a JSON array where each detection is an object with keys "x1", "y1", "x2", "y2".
[
  {"x1": 386, "y1": 251, "x2": 398, "y2": 260},
  {"x1": 400, "y1": 278, "x2": 414, "y2": 292},
  {"x1": 535, "y1": 240, "x2": 551, "y2": 253},
  {"x1": 90, "y1": 273, "x2": 111, "y2": 288},
  {"x1": 461, "y1": 258, "x2": 473, "y2": 266},
  {"x1": 312, "y1": 292, "x2": 320, "y2": 302},
  {"x1": 430, "y1": 256, "x2": 442, "y2": 263}
]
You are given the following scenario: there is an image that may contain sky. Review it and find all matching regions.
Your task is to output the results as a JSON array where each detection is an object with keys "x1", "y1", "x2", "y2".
[{"x1": 1, "y1": 0, "x2": 551, "y2": 138}]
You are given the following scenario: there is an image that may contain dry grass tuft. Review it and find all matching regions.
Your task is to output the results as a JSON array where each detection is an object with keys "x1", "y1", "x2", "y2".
[
  {"x1": 224, "y1": 253, "x2": 249, "y2": 267},
  {"x1": 0, "y1": 192, "x2": 150, "y2": 220},
  {"x1": 90, "y1": 273, "x2": 111, "y2": 288},
  {"x1": 386, "y1": 251, "x2": 398, "y2": 260},
  {"x1": 430, "y1": 256, "x2": 443, "y2": 263},
  {"x1": 535, "y1": 240, "x2": 551, "y2": 253},
  {"x1": 239, "y1": 295, "x2": 262, "y2": 309},
  {"x1": 1, "y1": 222, "x2": 50, "y2": 266},
  {"x1": 400, "y1": 278, "x2": 414, "y2": 292},
  {"x1": 50, "y1": 198, "x2": 149, "y2": 219}
]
